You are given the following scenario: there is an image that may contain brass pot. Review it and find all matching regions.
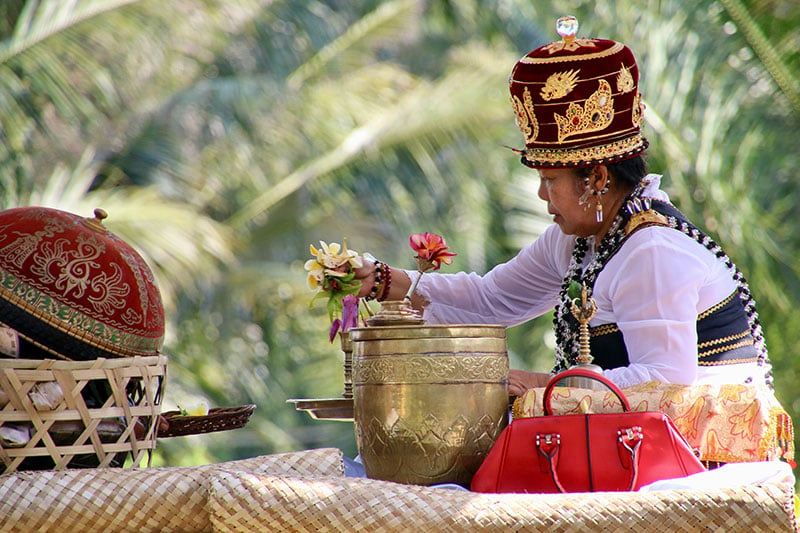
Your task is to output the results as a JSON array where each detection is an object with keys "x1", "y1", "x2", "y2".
[{"x1": 350, "y1": 324, "x2": 508, "y2": 487}]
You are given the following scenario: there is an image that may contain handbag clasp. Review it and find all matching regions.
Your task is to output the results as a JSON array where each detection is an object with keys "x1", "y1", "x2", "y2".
[{"x1": 619, "y1": 426, "x2": 643, "y2": 444}]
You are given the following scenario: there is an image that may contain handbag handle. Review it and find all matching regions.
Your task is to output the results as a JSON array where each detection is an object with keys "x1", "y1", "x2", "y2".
[{"x1": 543, "y1": 368, "x2": 631, "y2": 415}]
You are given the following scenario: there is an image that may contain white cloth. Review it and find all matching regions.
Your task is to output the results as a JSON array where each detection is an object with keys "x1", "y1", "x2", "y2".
[
  {"x1": 638, "y1": 461, "x2": 795, "y2": 492},
  {"x1": 410, "y1": 175, "x2": 769, "y2": 388}
]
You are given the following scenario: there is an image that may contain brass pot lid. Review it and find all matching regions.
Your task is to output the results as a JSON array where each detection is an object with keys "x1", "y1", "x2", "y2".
[{"x1": 350, "y1": 324, "x2": 506, "y2": 341}]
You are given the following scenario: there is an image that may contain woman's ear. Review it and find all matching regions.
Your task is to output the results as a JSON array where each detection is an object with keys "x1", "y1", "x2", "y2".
[{"x1": 591, "y1": 165, "x2": 610, "y2": 192}]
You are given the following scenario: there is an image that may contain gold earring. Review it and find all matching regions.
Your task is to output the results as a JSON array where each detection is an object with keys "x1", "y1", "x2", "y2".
[{"x1": 595, "y1": 200, "x2": 604, "y2": 223}]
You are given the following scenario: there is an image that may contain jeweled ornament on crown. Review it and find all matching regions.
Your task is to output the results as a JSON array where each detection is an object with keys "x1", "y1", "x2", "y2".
[{"x1": 556, "y1": 15, "x2": 579, "y2": 40}]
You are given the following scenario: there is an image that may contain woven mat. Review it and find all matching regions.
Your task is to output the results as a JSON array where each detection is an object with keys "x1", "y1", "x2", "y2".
[
  {"x1": 1, "y1": 446, "x2": 795, "y2": 533},
  {"x1": 0, "y1": 447, "x2": 344, "y2": 533},
  {"x1": 208, "y1": 473, "x2": 797, "y2": 533}
]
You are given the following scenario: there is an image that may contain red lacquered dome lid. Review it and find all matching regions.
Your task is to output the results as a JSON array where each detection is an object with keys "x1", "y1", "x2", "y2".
[{"x1": 0, "y1": 206, "x2": 165, "y2": 360}]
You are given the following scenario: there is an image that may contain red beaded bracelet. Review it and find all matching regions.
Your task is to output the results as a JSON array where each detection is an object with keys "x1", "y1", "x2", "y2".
[{"x1": 377, "y1": 263, "x2": 392, "y2": 301}]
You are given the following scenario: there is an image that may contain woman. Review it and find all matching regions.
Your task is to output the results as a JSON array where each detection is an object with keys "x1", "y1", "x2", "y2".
[{"x1": 353, "y1": 17, "x2": 772, "y2": 396}]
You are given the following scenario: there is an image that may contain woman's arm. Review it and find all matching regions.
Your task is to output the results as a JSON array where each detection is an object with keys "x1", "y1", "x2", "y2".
[{"x1": 353, "y1": 225, "x2": 574, "y2": 326}]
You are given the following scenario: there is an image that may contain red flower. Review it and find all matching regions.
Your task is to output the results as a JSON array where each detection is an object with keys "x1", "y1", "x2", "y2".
[{"x1": 409, "y1": 232, "x2": 457, "y2": 272}]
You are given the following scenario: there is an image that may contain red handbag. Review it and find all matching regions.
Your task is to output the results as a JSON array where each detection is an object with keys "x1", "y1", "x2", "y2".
[{"x1": 471, "y1": 368, "x2": 706, "y2": 493}]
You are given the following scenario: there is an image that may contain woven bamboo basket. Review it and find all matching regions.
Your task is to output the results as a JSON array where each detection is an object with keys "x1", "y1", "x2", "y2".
[{"x1": 0, "y1": 355, "x2": 166, "y2": 474}]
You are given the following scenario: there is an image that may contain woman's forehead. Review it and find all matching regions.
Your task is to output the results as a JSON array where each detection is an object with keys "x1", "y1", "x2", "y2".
[{"x1": 538, "y1": 168, "x2": 577, "y2": 180}]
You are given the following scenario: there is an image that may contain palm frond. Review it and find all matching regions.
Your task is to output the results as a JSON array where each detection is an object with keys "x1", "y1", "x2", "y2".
[
  {"x1": 229, "y1": 42, "x2": 514, "y2": 229},
  {"x1": 0, "y1": 0, "x2": 142, "y2": 61},
  {"x1": 11, "y1": 146, "x2": 235, "y2": 312},
  {"x1": 719, "y1": 0, "x2": 800, "y2": 111},
  {"x1": 287, "y1": 0, "x2": 419, "y2": 90}
]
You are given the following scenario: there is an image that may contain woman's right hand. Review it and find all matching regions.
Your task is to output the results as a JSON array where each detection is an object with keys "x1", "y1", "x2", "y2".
[{"x1": 508, "y1": 370, "x2": 552, "y2": 396}]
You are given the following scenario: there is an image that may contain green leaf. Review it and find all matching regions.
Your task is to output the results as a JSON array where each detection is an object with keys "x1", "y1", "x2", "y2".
[{"x1": 567, "y1": 281, "x2": 582, "y2": 301}]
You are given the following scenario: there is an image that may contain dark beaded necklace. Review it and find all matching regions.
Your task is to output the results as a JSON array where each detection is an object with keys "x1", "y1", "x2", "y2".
[{"x1": 552, "y1": 184, "x2": 637, "y2": 373}]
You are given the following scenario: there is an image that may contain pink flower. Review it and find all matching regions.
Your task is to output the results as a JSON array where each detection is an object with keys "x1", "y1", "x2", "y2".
[
  {"x1": 405, "y1": 232, "x2": 457, "y2": 300},
  {"x1": 329, "y1": 294, "x2": 360, "y2": 342},
  {"x1": 329, "y1": 318, "x2": 343, "y2": 343},
  {"x1": 341, "y1": 295, "x2": 360, "y2": 331},
  {"x1": 409, "y1": 232, "x2": 457, "y2": 272}
]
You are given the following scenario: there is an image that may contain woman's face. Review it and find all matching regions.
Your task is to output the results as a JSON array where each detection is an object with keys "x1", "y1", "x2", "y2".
[{"x1": 537, "y1": 168, "x2": 596, "y2": 237}]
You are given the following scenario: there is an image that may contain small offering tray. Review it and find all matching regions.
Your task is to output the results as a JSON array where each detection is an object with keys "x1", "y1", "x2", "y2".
[
  {"x1": 288, "y1": 398, "x2": 354, "y2": 421},
  {"x1": 158, "y1": 404, "x2": 257, "y2": 438}
]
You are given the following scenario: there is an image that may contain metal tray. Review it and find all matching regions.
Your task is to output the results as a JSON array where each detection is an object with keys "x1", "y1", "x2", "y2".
[{"x1": 288, "y1": 398, "x2": 354, "y2": 421}]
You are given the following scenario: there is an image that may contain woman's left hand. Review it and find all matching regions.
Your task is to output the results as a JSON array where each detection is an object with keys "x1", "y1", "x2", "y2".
[
  {"x1": 352, "y1": 259, "x2": 380, "y2": 298},
  {"x1": 508, "y1": 369, "x2": 551, "y2": 396}
]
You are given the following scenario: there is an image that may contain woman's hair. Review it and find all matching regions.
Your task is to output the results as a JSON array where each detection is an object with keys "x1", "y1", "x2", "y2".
[
  {"x1": 609, "y1": 155, "x2": 648, "y2": 188},
  {"x1": 575, "y1": 155, "x2": 648, "y2": 191}
]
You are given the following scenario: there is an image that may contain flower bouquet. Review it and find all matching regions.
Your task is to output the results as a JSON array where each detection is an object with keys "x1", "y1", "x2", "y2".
[
  {"x1": 300, "y1": 234, "x2": 457, "y2": 398},
  {"x1": 304, "y1": 239, "x2": 367, "y2": 398}
]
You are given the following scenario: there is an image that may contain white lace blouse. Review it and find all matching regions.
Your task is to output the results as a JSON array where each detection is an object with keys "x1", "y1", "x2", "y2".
[{"x1": 408, "y1": 176, "x2": 769, "y2": 388}]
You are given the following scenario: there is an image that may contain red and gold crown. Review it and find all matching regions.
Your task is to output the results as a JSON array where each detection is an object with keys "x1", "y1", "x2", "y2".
[
  {"x1": 0, "y1": 206, "x2": 165, "y2": 360},
  {"x1": 509, "y1": 16, "x2": 648, "y2": 168}
]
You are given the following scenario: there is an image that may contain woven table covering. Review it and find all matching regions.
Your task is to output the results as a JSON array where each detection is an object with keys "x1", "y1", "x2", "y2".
[
  {"x1": 208, "y1": 474, "x2": 796, "y2": 533},
  {"x1": 0, "y1": 447, "x2": 343, "y2": 533},
  {"x1": 0, "y1": 446, "x2": 795, "y2": 533}
]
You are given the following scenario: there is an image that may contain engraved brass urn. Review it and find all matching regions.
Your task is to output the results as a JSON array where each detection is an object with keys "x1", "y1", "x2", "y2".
[{"x1": 350, "y1": 321, "x2": 509, "y2": 487}]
